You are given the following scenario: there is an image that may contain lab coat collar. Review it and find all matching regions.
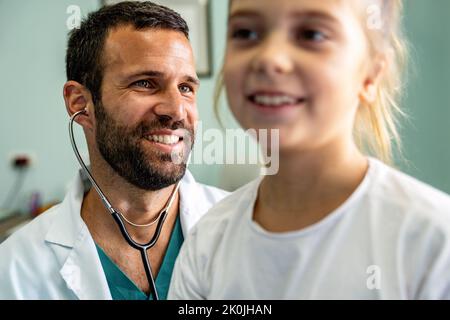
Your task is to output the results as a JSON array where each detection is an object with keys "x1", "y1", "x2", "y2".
[
  {"x1": 45, "y1": 170, "x2": 111, "y2": 299},
  {"x1": 178, "y1": 169, "x2": 208, "y2": 236},
  {"x1": 45, "y1": 170, "x2": 86, "y2": 247}
]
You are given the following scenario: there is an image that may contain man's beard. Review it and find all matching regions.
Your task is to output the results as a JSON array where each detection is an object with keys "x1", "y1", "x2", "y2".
[{"x1": 94, "y1": 102, "x2": 194, "y2": 191}]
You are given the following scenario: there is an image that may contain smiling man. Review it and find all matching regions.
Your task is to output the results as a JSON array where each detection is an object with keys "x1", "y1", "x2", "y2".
[{"x1": 0, "y1": 1, "x2": 228, "y2": 300}]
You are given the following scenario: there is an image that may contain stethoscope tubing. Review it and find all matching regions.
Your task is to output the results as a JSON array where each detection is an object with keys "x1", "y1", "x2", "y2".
[{"x1": 69, "y1": 109, "x2": 179, "y2": 300}]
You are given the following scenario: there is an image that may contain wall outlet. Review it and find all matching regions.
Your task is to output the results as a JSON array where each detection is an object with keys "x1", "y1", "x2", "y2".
[{"x1": 8, "y1": 152, "x2": 36, "y2": 169}]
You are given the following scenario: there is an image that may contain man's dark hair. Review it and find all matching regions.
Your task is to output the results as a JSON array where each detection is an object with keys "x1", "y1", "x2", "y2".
[{"x1": 65, "y1": 1, "x2": 189, "y2": 105}]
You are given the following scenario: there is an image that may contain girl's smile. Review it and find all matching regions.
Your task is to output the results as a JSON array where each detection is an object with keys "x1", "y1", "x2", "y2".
[{"x1": 246, "y1": 89, "x2": 308, "y2": 122}]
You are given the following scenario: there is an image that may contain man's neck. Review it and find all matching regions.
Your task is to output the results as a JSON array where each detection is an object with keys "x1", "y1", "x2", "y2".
[
  {"x1": 79, "y1": 162, "x2": 181, "y2": 295},
  {"x1": 80, "y1": 182, "x2": 180, "y2": 295},
  {"x1": 81, "y1": 154, "x2": 180, "y2": 242}
]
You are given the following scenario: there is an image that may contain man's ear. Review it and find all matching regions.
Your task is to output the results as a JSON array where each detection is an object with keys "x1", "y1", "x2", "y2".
[
  {"x1": 63, "y1": 81, "x2": 95, "y2": 130},
  {"x1": 359, "y1": 54, "x2": 387, "y2": 104}
]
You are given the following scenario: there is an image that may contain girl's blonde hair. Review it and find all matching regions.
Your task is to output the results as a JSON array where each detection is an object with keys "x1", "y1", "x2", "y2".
[
  {"x1": 214, "y1": 0, "x2": 409, "y2": 164},
  {"x1": 355, "y1": 0, "x2": 409, "y2": 164}
]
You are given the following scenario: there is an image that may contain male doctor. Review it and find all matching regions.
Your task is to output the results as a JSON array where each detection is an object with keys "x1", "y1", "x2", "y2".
[{"x1": 0, "y1": 1, "x2": 227, "y2": 299}]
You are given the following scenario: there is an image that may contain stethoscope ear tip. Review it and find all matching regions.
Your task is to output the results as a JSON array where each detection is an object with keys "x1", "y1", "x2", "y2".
[{"x1": 71, "y1": 109, "x2": 88, "y2": 120}]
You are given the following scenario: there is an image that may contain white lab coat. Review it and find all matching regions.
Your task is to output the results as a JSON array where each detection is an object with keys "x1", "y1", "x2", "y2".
[{"x1": 0, "y1": 170, "x2": 228, "y2": 299}]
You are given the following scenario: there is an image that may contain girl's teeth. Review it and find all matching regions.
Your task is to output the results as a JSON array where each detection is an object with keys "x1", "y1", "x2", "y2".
[
  {"x1": 148, "y1": 135, "x2": 180, "y2": 145},
  {"x1": 254, "y1": 95, "x2": 298, "y2": 106}
]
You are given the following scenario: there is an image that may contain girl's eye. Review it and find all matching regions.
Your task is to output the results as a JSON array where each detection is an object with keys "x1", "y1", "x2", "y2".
[
  {"x1": 231, "y1": 28, "x2": 259, "y2": 41},
  {"x1": 179, "y1": 84, "x2": 193, "y2": 94},
  {"x1": 133, "y1": 80, "x2": 155, "y2": 88},
  {"x1": 299, "y1": 29, "x2": 327, "y2": 42}
]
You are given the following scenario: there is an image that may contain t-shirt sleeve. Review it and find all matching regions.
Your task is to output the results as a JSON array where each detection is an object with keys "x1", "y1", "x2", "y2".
[
  {"x1": 414, "y1": 228, "x2": 450, "y2": 299},
  {"x1": 168, "y1": 230, "x2": 206, "y2": 300},
  {"x1": 402, "y1": 213, "x2": 450, "y2": 299}
]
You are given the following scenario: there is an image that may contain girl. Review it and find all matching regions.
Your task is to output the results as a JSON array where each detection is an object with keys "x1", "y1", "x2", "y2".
[{"x1": 169, "y1": 0, "x2": 450, "y2": 299}]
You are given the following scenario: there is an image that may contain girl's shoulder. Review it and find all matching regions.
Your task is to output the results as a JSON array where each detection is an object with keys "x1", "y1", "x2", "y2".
[
  {"x1": 188, "y1": 177, "x2": 261, "y2": 238},
  {"x1": 366, "y1": 157, "x2": 450, "y2": 223}
]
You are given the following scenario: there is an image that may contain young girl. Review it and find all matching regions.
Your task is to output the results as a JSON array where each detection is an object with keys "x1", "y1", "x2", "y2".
[{"x1": 169, "y1": 0, "x2": 450, "y2": 299}]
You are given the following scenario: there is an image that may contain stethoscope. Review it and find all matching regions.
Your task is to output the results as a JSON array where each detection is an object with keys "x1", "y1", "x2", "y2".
[{"x1": 69, "y1": 109, "x2": 180, "y2": 300}]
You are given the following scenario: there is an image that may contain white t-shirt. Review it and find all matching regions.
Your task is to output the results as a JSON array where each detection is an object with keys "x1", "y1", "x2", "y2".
[{"x1": 168, "y1": 158, "x2": 450, "y2": 299}]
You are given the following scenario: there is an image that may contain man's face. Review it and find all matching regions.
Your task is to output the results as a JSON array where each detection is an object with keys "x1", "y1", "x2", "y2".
[{"x1": 94, "y1": 25, "x2": 199, "y2": 190}]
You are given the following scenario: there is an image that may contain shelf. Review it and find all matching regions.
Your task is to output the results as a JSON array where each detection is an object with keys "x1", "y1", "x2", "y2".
[{"x1": 0, "y1": 214, "x2": 32, "y2": 244}]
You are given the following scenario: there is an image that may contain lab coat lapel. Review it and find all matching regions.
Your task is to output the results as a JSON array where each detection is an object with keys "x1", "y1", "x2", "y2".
[
  {"x1": 58, "y1": 231, "x2": 111, "y2": 300},
  {"x1": 179, "y1": 170, "x2": 208, "y2": 237},
  {"x1": 45, "y1": 173, "x2": 111, "y2": 300}
]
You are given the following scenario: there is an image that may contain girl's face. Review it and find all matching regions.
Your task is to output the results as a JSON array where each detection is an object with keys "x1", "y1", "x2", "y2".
[{"x1": 224, "y1": 0, "x2": 379, "y2": 152}]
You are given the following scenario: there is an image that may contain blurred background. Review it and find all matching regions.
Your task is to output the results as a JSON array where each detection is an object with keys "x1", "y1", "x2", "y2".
[{"x1": 0, "y1": 0, "x2": 449, "y2": 221}]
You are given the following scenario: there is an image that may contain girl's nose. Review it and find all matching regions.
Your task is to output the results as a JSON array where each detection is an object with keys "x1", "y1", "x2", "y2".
[{"x1": 251, "y1": 32, "x2": 295, "y2": 76}]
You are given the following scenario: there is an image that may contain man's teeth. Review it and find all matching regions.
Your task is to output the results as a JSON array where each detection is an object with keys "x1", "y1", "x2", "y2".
[
  {"x1": 253, "y1": 95, "x2": 299, "y2": 106},
  {"x1": 147, "y1": 135, "x2": 180, "y2": 145}
]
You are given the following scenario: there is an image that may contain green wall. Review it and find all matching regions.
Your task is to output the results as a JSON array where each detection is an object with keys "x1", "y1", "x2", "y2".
[
  {"x1": 400, "y1": 0, "x2": 450, "y2": 193},
  {"x1": 0, "y1": 0, "x2": 100, "y2": 215}
]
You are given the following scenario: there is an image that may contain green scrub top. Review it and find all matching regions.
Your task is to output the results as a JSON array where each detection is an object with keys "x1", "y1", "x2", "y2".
[{"x1": 96, "y1": 215, "x2": 184, "y2": 300}]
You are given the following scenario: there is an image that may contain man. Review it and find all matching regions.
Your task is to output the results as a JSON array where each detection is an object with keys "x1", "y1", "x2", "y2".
[{"x1": 0, "y1": 1, "x2": 227, "y2": 299}]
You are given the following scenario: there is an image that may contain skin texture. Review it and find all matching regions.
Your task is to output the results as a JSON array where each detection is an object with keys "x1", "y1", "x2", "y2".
[
  {"x1": 63, "y1": 26, "x2": 199, "y2": 294},
  {"x1": 225, "y1": 0, "x2": 385, "y2": 232}
]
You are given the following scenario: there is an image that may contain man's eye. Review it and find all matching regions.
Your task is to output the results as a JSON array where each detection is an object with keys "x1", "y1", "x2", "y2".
[
  {"x1": 231, "y1": 28, "x2": 259, "y2": 41},
  {"x1": 133, "y1": 80, "x2": 154, "y2": 88},
  {"x1": 179, "y1": 84, "x2": 193, "y2": 94},
  {"x1": 299, "y1": 29, "x2": 327, "y2": 42}
]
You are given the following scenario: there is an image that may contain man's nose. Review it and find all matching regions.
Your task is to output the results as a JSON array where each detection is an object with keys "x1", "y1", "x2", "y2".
[
  {"x1": 251, "y1": 32, "x2": 295, "y2": 76},
  {"x1": 153, "y1": 88, "x2": 187, "y2": 122}
]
